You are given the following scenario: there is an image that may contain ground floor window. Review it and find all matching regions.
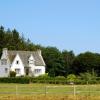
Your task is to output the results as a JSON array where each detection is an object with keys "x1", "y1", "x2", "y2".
[
  {"x1": 15, "y1": 68, "x2": 20, "y2": 74},
  {"x1": 34, "y1": 69, "x2": 41, "y2": 73},
  {"x1": 5, "y1": 68, "x2": 8, "y2": 73}
]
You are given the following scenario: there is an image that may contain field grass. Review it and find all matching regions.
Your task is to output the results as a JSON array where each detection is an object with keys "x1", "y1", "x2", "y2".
[
  {"x1": 0, "y1": 95, "x2": 100, "y2": 100},
  {"x1": 0, "y1": 83, "x2": 100, "y2": 99}
]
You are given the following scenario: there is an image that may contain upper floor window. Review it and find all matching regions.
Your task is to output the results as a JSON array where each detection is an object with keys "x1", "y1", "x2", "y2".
[
  {"x1": 1, "y1": 59, "x2": 7, "y2": 65},
  {"x1": 28, "y1": 59, "x2": 35, "y2": 65},
  {"x1": 16, "y1": 61, "x2": 19, "y2": 64},
  {"x1": 28, "y1": 55, "x2": 35, "y2": 64},
  {"x1": 29, "y1": 60, "x2": 34, "y2": 64}
]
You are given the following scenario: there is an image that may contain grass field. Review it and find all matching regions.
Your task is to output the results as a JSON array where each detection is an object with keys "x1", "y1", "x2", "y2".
[
  {"x1": 0, "y1": 83, "x2": 100, "y2": 100},
  {"x1": 1, "y1": 95, "x2": 100, "y2": 100}
]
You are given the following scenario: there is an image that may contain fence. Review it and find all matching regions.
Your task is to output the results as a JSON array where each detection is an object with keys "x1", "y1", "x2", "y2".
[{"x1": 0, "y1": 84, "x2": 100, "y2": 96}]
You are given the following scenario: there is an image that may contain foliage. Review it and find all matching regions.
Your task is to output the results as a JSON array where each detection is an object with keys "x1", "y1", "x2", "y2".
[
  {"x1": 72, "y1": 52, "x2": 100, "y2": 76},
  {"x1": 37, "y1": 73, "x2": 49, "y2": 78},
  {"x1": 67, "y1": 74, "x2": 76, "y2": 83},
  {"x1": 80, "y1": 72, "x2": 97, "y2": 82},
  {"x1": 42, "y1": 47, "x2": 65, "y2": 76},
  {"x1": 62, "y1": 50, "x2": 75, "y2": 75},
  {"x1": 0, "y1": 76, "x2": 99, "y2": 84},
  {"x1": 10, "y1": 71, "x2": 16, "y2": 77}
]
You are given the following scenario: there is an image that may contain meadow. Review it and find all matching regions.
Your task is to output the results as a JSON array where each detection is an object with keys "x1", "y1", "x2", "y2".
[{"x1": 0, "y1": 83, "x2": 100, "y2": 100}]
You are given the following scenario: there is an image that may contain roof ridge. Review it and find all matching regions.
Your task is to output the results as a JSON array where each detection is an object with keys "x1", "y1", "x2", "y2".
[{"x1": 7, "y1": 49, "x2": 45, "y2": 66}]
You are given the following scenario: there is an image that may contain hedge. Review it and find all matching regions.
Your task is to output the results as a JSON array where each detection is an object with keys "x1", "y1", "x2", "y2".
[{"x1": 0, "y1": 77, "x2": 100, "y2": 84}]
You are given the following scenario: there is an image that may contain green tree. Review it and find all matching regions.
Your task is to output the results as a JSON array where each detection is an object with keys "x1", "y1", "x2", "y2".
[
  {"x1": 62, "y1": 50, "x2": 75, "y2": 75},
  {"x1": 42, "y1": 47, "x2": 64, "y2": 77},
  {"x1": 0, "y1": 26, "x2": 5, "y2": 56},
  {"x1": 72, "y1": 52, "x2": 100, "y2": 76},
  {"x1": 80, "y1": 72, "x2": 97, "y2": 82}
]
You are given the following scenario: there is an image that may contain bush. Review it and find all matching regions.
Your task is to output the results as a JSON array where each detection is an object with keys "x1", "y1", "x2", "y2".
[
  {"x1": 0, "y1": 77, "x2": 30, "y2": 84},
  {"x1": 10, "y1": 71, "x2": 16, "y2": 77},
  {"x1": 67, "y1": 74, "x2": 77, "y2": 84}
]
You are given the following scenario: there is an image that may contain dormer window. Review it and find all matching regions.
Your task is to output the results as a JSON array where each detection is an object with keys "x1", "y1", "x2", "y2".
[
  {"x1": 28, "y1": 54, "x2": 35, "y2": 65},
  {"x1": 28, "y1": 61, "x2": 29, "y2": 64},
  {"x1": 1, "y1": 59, "x2": 7, "y2": 65},
  {"x1": 29, "y1": 60, "x2": 34, "y2": 64}
]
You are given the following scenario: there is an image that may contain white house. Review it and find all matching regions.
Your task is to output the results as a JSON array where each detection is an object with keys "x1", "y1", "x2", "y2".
[{"x1": 0, "y1": 48, "x2": 46, "y2": 77}]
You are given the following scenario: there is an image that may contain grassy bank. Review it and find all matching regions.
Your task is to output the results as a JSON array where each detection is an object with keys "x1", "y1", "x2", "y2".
[
  {"x1": 0, "y1": 83, "x2": 100, "y2": 99},
  {"x1": 0, "y1": 95, "x2": 100, "y2": 100}
]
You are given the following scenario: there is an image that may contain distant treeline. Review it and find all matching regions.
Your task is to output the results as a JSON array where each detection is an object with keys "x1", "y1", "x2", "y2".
[{"x1": 0, "y1": 26, "x2": 100, "y2": 77}]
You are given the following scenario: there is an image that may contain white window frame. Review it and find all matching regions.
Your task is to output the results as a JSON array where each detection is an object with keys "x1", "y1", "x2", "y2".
[
  {"x1": 34, "y1": 69, "x2": 41, "y2": 73},
  {"x1": 15, "y1": 68, "x2": 20, "y2": 74}
]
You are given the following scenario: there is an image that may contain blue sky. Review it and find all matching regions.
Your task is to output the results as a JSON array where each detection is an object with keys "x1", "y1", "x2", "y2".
[{"x1": 0, "y1": 0, "x2": 100, "y2": 54}]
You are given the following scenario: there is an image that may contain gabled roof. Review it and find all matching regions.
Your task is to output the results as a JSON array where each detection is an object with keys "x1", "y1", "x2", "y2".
[{"x1": 8, "y1": 50, "x2": 45, "y2": 66}]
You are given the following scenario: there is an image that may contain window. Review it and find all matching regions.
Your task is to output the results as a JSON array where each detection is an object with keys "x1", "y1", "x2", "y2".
[
  {"x1": 5, "y1": 68, "x2": 8, "y2": 73},
  {"x1": 16, "y1": 61, "x2": 19, "y2": 64},
  {"x1": 28, "y1": 61, "x2": 29, "y2": 64},
  {"x1": 1, "y1": 59, "x2": 7, "y2": 65},
  {"x1": 34, "y1": 69, "x2": 41, "y2": 73},
  {"x1": 29, "y1": 60, "x2": 34, "y2": 64},
  {"x1": 15, "y1": 69, "x2": 20, "y2": 74}
]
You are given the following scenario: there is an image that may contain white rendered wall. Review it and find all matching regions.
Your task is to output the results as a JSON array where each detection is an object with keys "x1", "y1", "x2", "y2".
[
  {"x1": 10, "y1": 54, "x2": 25, "y2": 76},
  {"x1": 34, "y1": 66, "x2": 45, "y2": 77},
  {"x1": 0, "y1": 65, "x2": 10, "y2": 77}
]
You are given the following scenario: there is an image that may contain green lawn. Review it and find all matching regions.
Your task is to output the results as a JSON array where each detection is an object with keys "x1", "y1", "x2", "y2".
[{"x1": 0, "y1": 83, "x2": 100, "y2": 96}]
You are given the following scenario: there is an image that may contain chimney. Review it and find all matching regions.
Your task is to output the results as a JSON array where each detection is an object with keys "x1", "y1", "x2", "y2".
[
  {"x1": 2, "y1": 48, "x2": 8, "y2": 56},
  {"x1": 37, "y1": 49, "x2": 41, "y2": 56}
]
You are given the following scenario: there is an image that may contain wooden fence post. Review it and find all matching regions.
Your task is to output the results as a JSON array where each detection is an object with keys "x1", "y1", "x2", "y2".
[
  {"x1": 16, "y1": 85, "x2": 18, "y2": 95},
  {"x1": 45, "y1": 86, "x2": 47, "y2": 96},
  {"x1": 73, "y1": 85, "x2": 76, "y2": 96}
]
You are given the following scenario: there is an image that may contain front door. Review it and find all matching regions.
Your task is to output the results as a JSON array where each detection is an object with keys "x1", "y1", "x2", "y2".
[{"x1": 25, "y1": 68, "x2": 30, "y2": 75}]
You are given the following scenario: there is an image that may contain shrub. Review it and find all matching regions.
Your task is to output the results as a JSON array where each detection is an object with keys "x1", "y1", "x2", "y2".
[
  {"x1": 67, "y1": 74, "x2": 77, "y2": 84},
  {"x1": 10, "y1": 71, "x2": 16, "y2": 77}
]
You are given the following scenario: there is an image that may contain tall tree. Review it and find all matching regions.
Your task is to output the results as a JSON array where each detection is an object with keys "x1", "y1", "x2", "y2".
[
  {"x1": 42, "y1": 47, "x2": 64, "y2": 76},
  {"x1": 62, "y1": 50, "x2": 75, "y2": 75},
  {"x1": 0, "y1": 26, "x2": 5, "y2": 56},
  {"x1": 72, "y1": 52, "x2": 100, "y2": 76}
]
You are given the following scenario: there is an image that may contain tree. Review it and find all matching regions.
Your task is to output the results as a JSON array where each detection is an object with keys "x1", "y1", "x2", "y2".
[
  {"x1": 62, "y1": 50, "x2": 75, "y2": 75},
  {"x1": 79, "y1": 72, "x2": 97, "y2": 83},
  {"x1": 72, "y1": 52, "x2": 100, "y2": 76},
  {"x1": 42, "y1": 47, "x2": 64, "y2": 77},
  {"x1": 0, "y1": 26, "x2": 5, "y2": 56},
  {"x1": 12, "y1": 29, "x2": 20, "y2": 50}
]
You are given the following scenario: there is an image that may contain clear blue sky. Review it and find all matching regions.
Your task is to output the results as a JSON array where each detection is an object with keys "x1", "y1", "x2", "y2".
[{"x1": 0, "y1": 0, "x2": 100, "y2": 54}]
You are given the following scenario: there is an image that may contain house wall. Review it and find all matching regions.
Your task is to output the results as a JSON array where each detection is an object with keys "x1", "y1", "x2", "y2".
[
  {"x1": 10, "y1": 54, "x2": 25, "y2": 76},
  {"x1": 34, "y1": 66, "x2": 45, "y2": 77},
  {"x1": 0, "y1": 66, "x2": 10, "y2": 77},
  {"x1": 0, "y1": 60, "x2": 10, "y2": 77}
]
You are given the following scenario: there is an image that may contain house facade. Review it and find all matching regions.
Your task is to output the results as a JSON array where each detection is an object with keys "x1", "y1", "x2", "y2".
[{"x1": 0, "y1": 48, "x2": 45, "y2": 77}]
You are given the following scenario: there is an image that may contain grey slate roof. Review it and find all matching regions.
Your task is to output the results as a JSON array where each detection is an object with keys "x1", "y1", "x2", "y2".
[{"x1": 8, "y1": 50, "x2": 45, "y2": 66}]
